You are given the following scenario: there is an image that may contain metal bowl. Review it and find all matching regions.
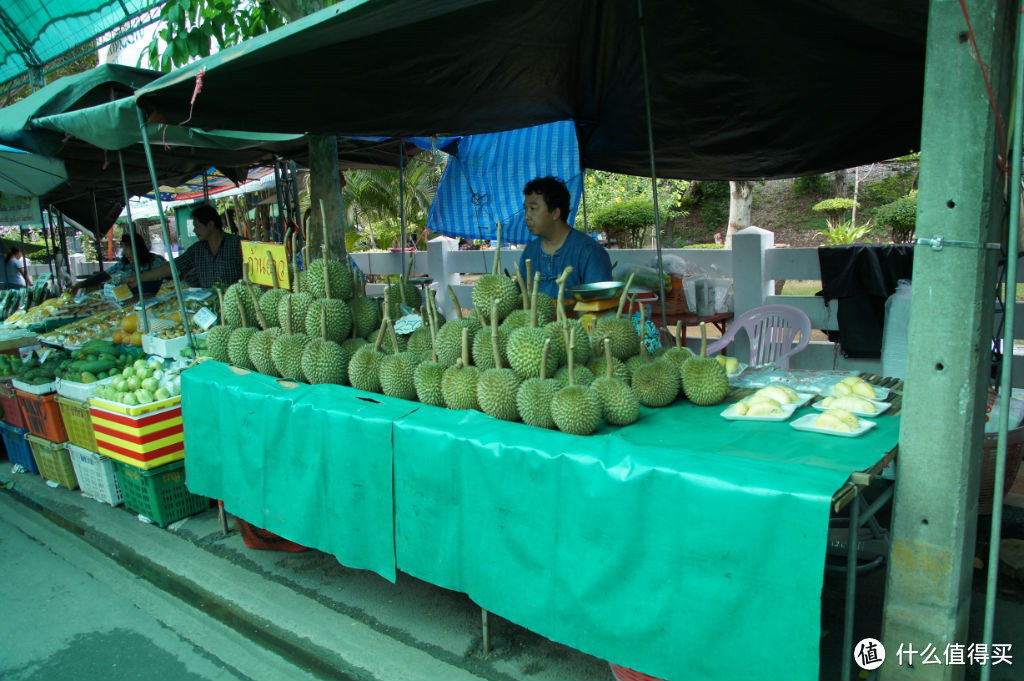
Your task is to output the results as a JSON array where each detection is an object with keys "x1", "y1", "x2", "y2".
[{"x1": 566, "y1": 281, "x2": 626, "y2": 301}]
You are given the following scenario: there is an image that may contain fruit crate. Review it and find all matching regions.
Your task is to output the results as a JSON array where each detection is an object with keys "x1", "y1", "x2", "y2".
[
  {"x1": 89, "y1": 402, "x2": 183, "y2": 469},
  {"x1": 26, "y1": 434, "x2": 78, "y2": 490},
  {"x1": 0, "y1": 378, "x2": 27, "y2": 429},
  {"x1": 12, "y1": 378, "x2": 56, "y2": 395},
  {"x1": 88, "y1": 394, "x2": 180, "y2": 417},
  {"x1": 0, "y1": 421, "x2": 37, "y2": 473},
  {"x1": 142, "y1": 332, "x2": 206, "y2": 359},
  {"x1": 16, "y1": 389, "x2": 68, "y2": 443},
  {"x1": 56, "y1": 395, "x2": 99, "y2": 452},
  {"x1": 113, "y1": 459, "x2": 208, "y2": 527},
  {"x1": 56, "y1": 375, "x2": 115, "y2": 402},
  {"x1": 66, "y1": 443, "x2": 122, "y2": 506}
]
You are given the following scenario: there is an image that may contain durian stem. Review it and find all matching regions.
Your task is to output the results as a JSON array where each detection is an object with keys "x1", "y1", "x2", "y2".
[
  {"x1": 530, "y1": 272, "x2": 540, "y2": 328},
  {"x1": 540, "y1": 338, "x2": 551, "y2": 380},
  {"x1": 525, "y1": 259, "x2": 533, "y2": 295},
  {"x1": 321, "y1": 305, "x2": 328, "y2": 341},
  {"x1": 236, "y1": 287, "x2": 249, "y2": 329},
  {"x1": 242, "y1": 261, "x2": 250, "y2": 285},
  {"x1": 372, "y1": 322, "x2": 387, "y2": 352},
  {"x1": 699, "y1": 321, "x2": 708, "y2": 358},
  {"x1": 246, "y1": 283, "x2": 268, "y2": 329},
  {"x1": 604, "y1": 338, "x2": 614, "y2": 378},
  {"x1": 513, "y1": 261, "x2": 528, "y2": 309},
  {"x1": 216, "y1": 288, "x2": 226, "y2": 325},
  {"x1": 266, "y1": 250, "x2": 279, "y2": 289},
  {"x1": 476, "y1": 308, "x2": 487, "y2": 330},
  {"x1": 447, "y1": 285, "x2": 464, "y2": 320},
  {"x1": 616, "y1": 272, "x2": 636, "y2": 318},
  {"x1": 386, "y1": 319, "x2": 401, "y2": 354},
  {"x1": 460, "y1": 326, "x2": 470, "y2": 368},
  {"x1": 427, "y1": 291, "x2": 438, "y2": 363},
  {"x1": 555, "y1": 266, "x2": 572, "y2": 324},
  {"x1": 283, "y1": 295, "x2": 292, "y2": 335},
  {"x1": 490, "y1": 298, "x2": 502, "y2": 369},
  {"x1": 319, "y1": 199, "x2": 329, "y2": 262},
  {"x1": 290, "y1": 232, "x2": 299, "y2": 294},
  {"x1": 675, "y1": 321, "x2": 683, "y2": 349},
  {"x1": 567, "y1": 326, "x2": 576, "y2": 387},
  {"x1": 638, "y1": 299, "x2": 650, "y2": 361},
  {"x1": 492, "y1": 222, "x2": 502, "y2": 275},
  {"x1": 324, "y1": 254, "x2": 333, "y2": 299}
]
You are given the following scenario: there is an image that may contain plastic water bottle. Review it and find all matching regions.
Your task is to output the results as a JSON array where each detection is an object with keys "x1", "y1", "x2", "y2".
[{"x1": 882, "y1": 279, "x2": 912, "y2": 378}]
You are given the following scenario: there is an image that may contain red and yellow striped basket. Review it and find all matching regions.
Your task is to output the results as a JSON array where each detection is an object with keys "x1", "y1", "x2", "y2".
[{"x1": 88, "y1": 403, "x2": 184, "y2": 470}]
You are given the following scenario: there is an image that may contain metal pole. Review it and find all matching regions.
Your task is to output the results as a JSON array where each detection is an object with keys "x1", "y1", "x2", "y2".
[
  {"x1": 289, "y1": 160, "x2": 301, "y2": 231},
  {"x1": 636, "y1": 0, "x2": 668, "y2": 331},
  {"x1": 37, "y1": 202, "x2": 55, "y2": 286},
  {"x1": 53, "y1": 209, "x2": 70, "y2": 279},
  {"x1": 399, "y1": 139, "x2": 407, "y2": 277},
  {"x1": 135, "y1": 105, "x2": 196, "y2": 355},
  {"x1": 273, "y1": 159, "x2": 286, "y2": 243},
  {"x1": 981, "y1": 6, "x2": 1024, "y2": 679},
  {"x1": 91, "y1": 192, "x2": 105, "y2": 273},
  {"x1": 581, "y1": 169, "x2": 590, "y2": 232},
  {"x1": 118, "y1": 150, "x2": 149, "y2": 334}
]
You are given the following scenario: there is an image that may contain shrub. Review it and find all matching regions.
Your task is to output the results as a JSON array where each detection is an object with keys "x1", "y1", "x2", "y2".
[
  {"x1": 873, "y1": 191, "x2": 917, "y2": 243},
  {"x1": 792, "y1": 174, "x2": 830, "y2": 196},
  {"x1": 814, "y1": 221, "x2": 875, "y2": 245},
  {"x1": 591, "y1": 197, "x2": 657, "y2": 248},
  {"x1": 812, "y1": 198, "x2": 859, "y2": 230}
]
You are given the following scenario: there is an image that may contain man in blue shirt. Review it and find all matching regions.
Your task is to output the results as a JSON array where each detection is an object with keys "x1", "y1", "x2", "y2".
[{"x1": 519, "y1": 176, "x2": 613, "y2": 299}]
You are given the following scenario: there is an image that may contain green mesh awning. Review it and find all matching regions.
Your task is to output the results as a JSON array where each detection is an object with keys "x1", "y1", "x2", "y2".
[{"x1": 0, "y1": 1, "x2": 161, "y2": 87}]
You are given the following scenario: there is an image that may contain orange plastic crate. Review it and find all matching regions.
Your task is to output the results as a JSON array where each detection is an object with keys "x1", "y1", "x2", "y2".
[
  {"x1": 16, "y1": 390, "x2": 68, "y2": 443},
  {"x1": 0, "y1": 379, "x2": 26, "y2": 429}
]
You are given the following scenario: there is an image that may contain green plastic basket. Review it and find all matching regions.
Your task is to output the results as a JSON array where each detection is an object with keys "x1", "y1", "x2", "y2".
[{"x1": 113, "y1": 459, "x2": 208, "y2": 527}]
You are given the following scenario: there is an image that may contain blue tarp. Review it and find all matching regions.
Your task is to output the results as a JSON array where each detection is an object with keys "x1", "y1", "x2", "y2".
[{"x1": 426, "y1": 121, "x2": 582, "y2": 245}]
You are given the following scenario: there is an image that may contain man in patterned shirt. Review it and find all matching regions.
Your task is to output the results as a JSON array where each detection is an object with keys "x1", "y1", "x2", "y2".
[{"x1": 125, "y1": 204, "x2": 243, "y2": 290}]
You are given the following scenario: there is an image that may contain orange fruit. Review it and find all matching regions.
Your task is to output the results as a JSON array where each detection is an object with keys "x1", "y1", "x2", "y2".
[
  {"x1": 112, "y1": 330, "x2": 124, "y2": 344},
  {"x1": 122, "y1": 314, "x2": 138, "y2": 333},
  {"x1": 131, "y1": 331, "x2": 143, "y2": 347}
]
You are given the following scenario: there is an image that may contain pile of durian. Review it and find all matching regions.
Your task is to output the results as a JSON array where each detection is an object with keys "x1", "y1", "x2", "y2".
[{"x1": 205, "y1": 221, "x2": 731, "y2": 436}]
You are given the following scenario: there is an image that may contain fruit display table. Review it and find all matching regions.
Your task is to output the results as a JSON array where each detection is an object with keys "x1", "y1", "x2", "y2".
[{"x1": 182, "y1": 360, "x2": 900, "y2": 681}]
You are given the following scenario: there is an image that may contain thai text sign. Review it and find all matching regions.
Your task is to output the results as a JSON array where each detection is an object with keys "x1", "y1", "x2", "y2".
[
  {"x1": 241, "y1": 240, "x2": 290, "y2": 289},
  {"x1": 0, "y1": 195, "x2": 39, "y2": 224}
]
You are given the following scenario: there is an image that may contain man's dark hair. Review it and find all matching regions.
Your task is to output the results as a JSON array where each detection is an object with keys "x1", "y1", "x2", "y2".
[
  {"x1": 190, "y1": 204, "x2": 222, "y2": 230},
  {"x1": 523, "y1": 176, "x2": 570, "y2": 222},
  {"x1": 120, "y1": 231, "x2": 157, "y2": 267}
]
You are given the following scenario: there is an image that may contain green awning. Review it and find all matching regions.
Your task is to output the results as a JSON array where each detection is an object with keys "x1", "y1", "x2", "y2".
[
  {"x1": 136, "y1": 0, "x2": 929, "y2": 179},
  {"x1": 0, "y1": 1, "x2": 160, "y2": 87},
  {"x1": 31, "y1": 97, "x2": 303, "y2": 152}
]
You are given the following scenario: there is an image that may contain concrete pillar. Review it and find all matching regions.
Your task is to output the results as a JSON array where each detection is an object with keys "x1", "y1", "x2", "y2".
[
  {"x1": 428, "y1": 236, "x2": 460, "y2": 319},
  {"x1": 730, "y1": 227, "x2": 773, "y2": 360},
  {"x1": 881, "y1": 2, "x2": 1017, "y2": 680}
]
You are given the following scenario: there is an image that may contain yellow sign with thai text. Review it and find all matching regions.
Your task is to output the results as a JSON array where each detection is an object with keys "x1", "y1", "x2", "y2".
[{"x1": 241, "y1": 241, "x2": 290, "y2": 289}]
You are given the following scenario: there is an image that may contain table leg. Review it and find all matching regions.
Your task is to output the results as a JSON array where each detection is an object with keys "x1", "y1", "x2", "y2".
[
  {"x1": 481, "y1": 608, "x2": 491, "y2": 654},
  {"x1": 217, "y1": 499, "x2": 230, "y2": 536},
  {"x1": 842, "y1": 493, "x2": 860, "y2": 681}
]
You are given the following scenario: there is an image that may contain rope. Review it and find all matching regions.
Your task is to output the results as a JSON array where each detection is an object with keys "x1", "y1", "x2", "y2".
[
  {"x1": 959, "y1": 0, "x2": 1009, "y2": 175},
  {"x1": 180, "y1": 68, "x2": 206, "y2": 127}
]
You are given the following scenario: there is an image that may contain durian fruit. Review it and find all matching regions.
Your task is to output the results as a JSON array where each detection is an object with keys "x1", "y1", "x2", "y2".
[
  {"x1": 248, "y1": 327, "x2": 282, "y2": 376},
  {"x1": 471, "y1": 221, "x2": 520, "y2": 322},
  {"x1": 259, "y1": 288, "x2": 288, "y2": 329},
  {"x1": 305, "y1": 253, "x2": 352, "y2": 343},
  {"x1": 523, "y1": 258, "x2": 556, "y2": 325},
  {"x1": 593, "y1": 272, "x2": 639, "y2": 360},
  {"x1": 476, "y1": 299, "x2": 522, "y2": 421},
  {"x1": 207, "y1": 288, "x2": 233, "y2": 363},
  {"x1": 516, "y1": 338, "x2": 560, "y2": 429},
  {"x1": 661, "y1": 321, "x2": 694, "y2": 369},
  {"x1": 405, "y1": 305, "x2": 434, "y2": 358},
  {"x1": 222, "y1": 275, "x2": 257, "y2": 328},
  {"x1": 227, "y1": 286, "x2": 257, "y2": 369},
  {"x1": 590, "y1": 338, "x2": 639, "y2": 426},
  {"x1": 628, "y1": 303, "x2": 679, "y2": 408},
  {"x1": 304, "y1": 259, "x2": 354, "y2": 301},
  {"x1": 379, "y1": 320, "x2": 422, "y2": 400},
  {"x1": 542, "y1": 267, "x2": 592, "y2": 371},
  {"x1": 499, "y1": 261, "x2": 532, "y2": 331},
  {"x1": 435, "y1": 286, "x2": 481, "y2": 367},
  {"x1": 281, "y1": 290, "x2": 313, "y2": 336},
  {"x1": 506, "y1": 272, "x2": 552, "y2": 379},
  {"x1": 550, "y1": 327, "x2": 602, "y2": 435},
  {"x1": 271, "y1": 296, "x2": 311, "y2": 382},
  {"x1": 586, "y1": 353, "x2": 630, "y2": 384},
  {"x1": 681, "y1": 322, "x2": 730, "y2": 406},
  {"x1": 301, "y1": 306, "x2": 352, "y2": 385},
  {"x1": 472, "y1": 308, "x2": 511, "y2": 371},
  {"x1": 348, "y1": 271, "x2": 381, "y2": 338},
  {"x1": 384, "y1": 256, "x2": 422, "y2": 319},
  {"x1": 553, "y1": 363, "x2": 595, "y2": 388},
  {"x1": 413, "y1": 292, "x2": 446, "y2": 406},
  {"x1": 348, "y1": 321, "x2": 389, "y2": 393},
  {"x1": 441, "y1": 327, "x2": 480, "y2": 410},
  {"x1": 537, "y1": 267, "x2": 575, "y2": 370}
]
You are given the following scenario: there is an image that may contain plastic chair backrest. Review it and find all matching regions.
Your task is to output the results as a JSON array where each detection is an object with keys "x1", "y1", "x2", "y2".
[{"x1": 705, "y1": 304, "x2": 811, "y2": 369}]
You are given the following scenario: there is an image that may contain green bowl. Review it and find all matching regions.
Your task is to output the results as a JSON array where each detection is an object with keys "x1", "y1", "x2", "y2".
[{"x1": 566, "y1": 281, "x2": 626, "y2": 301}]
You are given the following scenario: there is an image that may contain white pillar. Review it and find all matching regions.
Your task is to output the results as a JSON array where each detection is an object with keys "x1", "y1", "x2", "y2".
[
  {"x1": 428, "y1": 236, "x2": 460, "y2": 319},
  {"x1": 729, "y1": 227, "x2": 774, "y2": 361}
]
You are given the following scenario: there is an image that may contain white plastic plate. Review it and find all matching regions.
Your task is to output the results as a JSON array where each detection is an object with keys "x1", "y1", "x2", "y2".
[
  {"x1": 747, "y1": 387, "x2": 816, "y2": 408},
  {"x1": 825, "y1": 383, "x2": 890, "y2": 400},
  {"x1": 790, "y1": 413, "x2": 877, "y2": 437},
  {"x1": 721, "y1": 399, "x2": 798, "y2": 422},
  {"x1": 810, "y1": 399, "x2": 891, "y2": 418}
]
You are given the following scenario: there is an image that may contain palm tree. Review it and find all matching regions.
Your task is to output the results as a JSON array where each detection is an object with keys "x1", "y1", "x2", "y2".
[{"x1": 342, "y1": 161, "x2": 438, "y2": 250}]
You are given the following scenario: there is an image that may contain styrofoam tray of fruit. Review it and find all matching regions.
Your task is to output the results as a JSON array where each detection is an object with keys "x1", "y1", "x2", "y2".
[
  {"x1": 790, "y1": 413, "x2": 877, "y2": 438},
  {"x1": 12, "y1": 378, "x2": 55, "y2": 394},
  {"x1": 811, "y1": 397, "x2": 891, "y2": 417},
  {"x1": 142, "y1": 332, "x2": 205, "y2": 359},
  {"x1": 56, "y1": 375, "x2": 116, "y2": 401},
  {"x1": 721, "y1": 400, "x2": 798, "y2": 422},
  {"x1": 823, "y1": 377, "x2": 890, "y2": 400}
]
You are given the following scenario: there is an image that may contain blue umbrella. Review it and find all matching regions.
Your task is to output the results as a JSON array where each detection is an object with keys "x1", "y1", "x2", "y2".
[{"x1": 0, "y1": 143, "x2": 67, "y2": 197}]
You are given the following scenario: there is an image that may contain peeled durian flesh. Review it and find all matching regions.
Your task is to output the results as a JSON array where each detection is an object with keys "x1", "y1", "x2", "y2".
[
  {"x1": 832, "y1": 377, "x2": 877, "y2": 398},
  {"x1": 754, "y1": 385, "x2": 798, "y2": 404},
  {"x1": 814, "y1": 408, "x2": 859, "y2": 432},
  {"x1": 744, "y1": 398, "x2": 785, "y2": 417},
  {"x1": 821, "y1": 395, "x2": 876, "y2": 413}
]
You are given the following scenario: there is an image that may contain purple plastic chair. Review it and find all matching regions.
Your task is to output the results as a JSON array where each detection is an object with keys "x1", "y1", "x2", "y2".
[{"x1": 705, "y1": 304, "x2": 811, "y2": 369}]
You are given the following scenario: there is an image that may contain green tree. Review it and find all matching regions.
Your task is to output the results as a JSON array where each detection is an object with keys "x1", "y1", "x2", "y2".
[
  {"x1": 147, "y1": 0, "x2": 350, "y2": 258},
  {"x1": 342, "y1": 163, "x2": 438, "y2": 250}
]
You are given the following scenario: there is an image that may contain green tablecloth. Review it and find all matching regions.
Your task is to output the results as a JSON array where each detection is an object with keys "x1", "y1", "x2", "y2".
[{"x1": 182, "y1": 360, "x2": 900, "y2": 680}]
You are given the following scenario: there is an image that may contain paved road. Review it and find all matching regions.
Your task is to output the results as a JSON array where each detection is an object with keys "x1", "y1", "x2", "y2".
[{"x1": 0, "y1": 494, "x2": 326, "y2": 681}]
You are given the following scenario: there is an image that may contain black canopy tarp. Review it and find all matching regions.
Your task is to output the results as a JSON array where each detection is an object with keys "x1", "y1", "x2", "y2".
[{"x1": 136, "y1": 0, "x2": 928, "y2": 179}]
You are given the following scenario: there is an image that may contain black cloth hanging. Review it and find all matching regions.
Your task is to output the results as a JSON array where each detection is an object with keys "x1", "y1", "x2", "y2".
[{"x1": 817, "y1": 244, "x2": 914, "y2": 358}]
